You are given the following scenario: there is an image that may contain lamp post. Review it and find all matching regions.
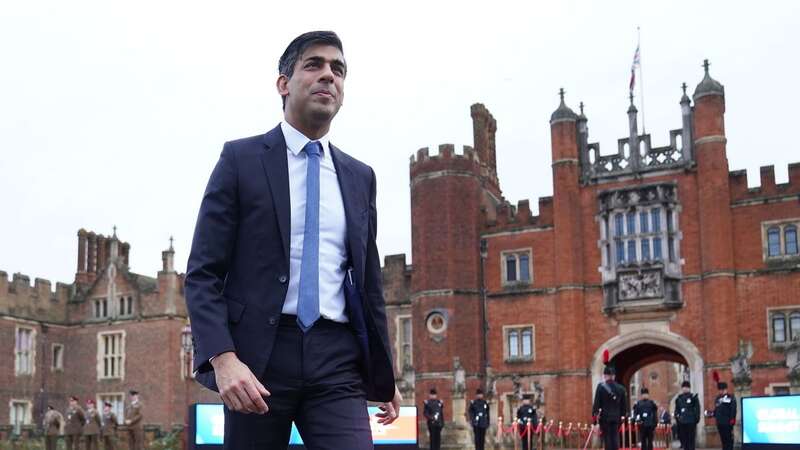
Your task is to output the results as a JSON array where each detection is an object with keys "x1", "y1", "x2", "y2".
[
  {"x1": 479, "y1": 238, "x2": 490, "y2": 393},
  {"x1": 180, "y1": 323, "x2": 192, "y2": 450}
]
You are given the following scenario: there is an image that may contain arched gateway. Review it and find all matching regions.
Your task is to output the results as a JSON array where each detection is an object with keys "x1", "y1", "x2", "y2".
[{"x1": 590, "y1": 330, "x2": 707, "y2": 446}]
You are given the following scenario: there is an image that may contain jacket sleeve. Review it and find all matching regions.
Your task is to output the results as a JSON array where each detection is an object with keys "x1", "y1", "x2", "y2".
[
  {"x1": 363, "y1": 168, "x2": 394, "y2": 374},
  {"x1": 693, "y1": 395, "x2": 701, "y2": 423},
  {"x1": 185, "y1": 143, "x2": 240, "y2": 373}
]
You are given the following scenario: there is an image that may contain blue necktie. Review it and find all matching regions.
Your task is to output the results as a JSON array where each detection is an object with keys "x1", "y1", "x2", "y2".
[{"x1": 297, "y1": 141, "x2": 322, "y2": 332}]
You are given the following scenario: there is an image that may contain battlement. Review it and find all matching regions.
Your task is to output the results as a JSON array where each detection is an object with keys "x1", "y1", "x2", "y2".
[
  {"x1": 484, "y1": 197, "x2": 554, "y2": 231},
  {"x1": 409, "y1": 144, "x2": 484, "y2": 180},
  {"x1": 1, "y1": 270, "x2": 70, "y2": 304},
  {"x1": 409, "y1": 144, "x2": 479, "y2": 165},
  {"x1": 730, "y1": 163, "x2": 800, "y2": 202}
]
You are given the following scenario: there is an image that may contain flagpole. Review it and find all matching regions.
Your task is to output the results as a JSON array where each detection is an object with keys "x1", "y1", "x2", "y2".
[{"x1": 638, "y1": 26, "x2": 646, "y2": 134}]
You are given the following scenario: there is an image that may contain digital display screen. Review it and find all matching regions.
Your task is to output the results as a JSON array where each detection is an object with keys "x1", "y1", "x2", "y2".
[
  {"x1": 193, "y1": 404, "x2": 417, "y2": 446},
  {"x1": 742, "y1": 395, "x2": 800, "y2": 446}
]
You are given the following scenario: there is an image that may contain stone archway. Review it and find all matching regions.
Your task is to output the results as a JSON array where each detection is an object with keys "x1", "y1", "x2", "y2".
[{"x1": 591, "y1": 329, "x2": 707, "y2": 446}]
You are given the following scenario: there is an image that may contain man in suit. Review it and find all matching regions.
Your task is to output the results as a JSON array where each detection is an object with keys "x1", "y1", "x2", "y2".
[
  {"x1": 674, "y1": 381, "x2": 700, "y2": 450},
  {"x1": 100, "y1": 402, "x2": 118, "y2": 450},
  {"x1": 124, "y1": 390, "x2": 143, "y2": 450},
  {"x1": 83, "y1": 400, "x2": 102, "y2": 450},
  {"x1": 423, "y1": 388, "x2": 444, "y2": 450},
  {"x1": 43, "y1": 405, "x2": 63, "y2": 450},
  {"x1": 64, "y1": 396, "x2": 85, "y2": 450},
  {"x1": 592, "y1": 366, "x2": 626, "y2": 450},
  {"x1": 468, "y1": 389, "x2": 490, "y2": 450},
  {"x1": 185, "y1": 30, "x2": 399, "y2": 449}
]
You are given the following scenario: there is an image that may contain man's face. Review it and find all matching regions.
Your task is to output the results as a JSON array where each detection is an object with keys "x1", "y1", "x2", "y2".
[
  {"x1": 278, "y1": 44, "x2": 345, "y2": 126},
  {"x1": 69, "y1": 399, "x2": 77, "y2": 407},
  {"x1": 522, "y1": 399, "x2": 531, "y2": 405},
  {"x1": 104, "y1": 406, "x2": 111, "y2": 413},
  {"x1": 641, "y1": 393, "x2": 650, "y2": 400},
  {"x1": 604, "y1": 374, "x2": 613, "y2": 382},
  {"x1": 682, "y1": 387, "x2": 690, "y2": 394}
]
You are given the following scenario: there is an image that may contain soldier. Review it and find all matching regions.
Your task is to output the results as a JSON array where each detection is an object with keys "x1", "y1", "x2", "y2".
[
  {"x1": 101, "y1": 402, "x2": 119, "y2": 450},
  {"x1": 706, "y1": 374, "x2": 737, "y2": 450},
  {"x1": 468, "y1": 389, "x2": 490, "y2": 450},
  {"x1": 632, "y1": 388, "x2": 658, "y2": 450},
  {"x1": 423, "y1": 388, "x2": 444, "y2": 450},
  {"x1": 592, "y1": 358, "x2": 626, "y2": 450},
  {"x1": 124, "y1": 390, "x2": 144, "y2": 450},
  {"x1": 43, "y1": 405, "x2": 64, "y2": 450},
  {"x1": 65, "y1": 396, "x2": 86, "y2": 450},
  {"x1": 516, "y1": 394, "x2": 538, "y2": 450},
  {"x1": 84, "y1": 400, "x2": 102, "y2": 450},
  {"x1": 674, "y1": 381, "x2": 700, "y2": 450}
]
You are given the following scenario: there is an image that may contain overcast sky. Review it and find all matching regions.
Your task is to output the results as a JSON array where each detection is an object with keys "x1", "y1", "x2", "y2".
[{"x1": 2, "y1": 0, "x2": 799, "y2": 286}]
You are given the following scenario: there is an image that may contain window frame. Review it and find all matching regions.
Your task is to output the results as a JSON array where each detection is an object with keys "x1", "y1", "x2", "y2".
[
  {"x1": 763, "y1": 220, "x2": 800, "y2": 261},
  {"x1": 503, "y1": 324, "x2": 535, "y2": 362},
  {"x1": 395, "y1": 314, "x2": 413, "y2": 369},
  {"x1": 51, "y1": 343, "x2": 64, "y2": 371},
  {"x1": 501, "y1": 248, "x2": 533, "y2": 286},
  {"x1": 785, "y1": 225, "x2": 799, "y2": 255},
  {"x1": 97, "y1": 330, "x2": 126, "y2": 380},
  {"x1": 96, "y1": 393, "x2": 125, "y2": 422},
  {"x1": 9, "y1": 399, "x2": 32, "y2": 435},
  {"x1": 14, "y1": 326, "x2": 36, "y2": 376},
  {"x1": 772, "y1": 313, "x2": 787, "y2": 343}
]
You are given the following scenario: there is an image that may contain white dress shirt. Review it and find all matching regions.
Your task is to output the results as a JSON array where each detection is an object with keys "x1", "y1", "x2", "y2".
[{"x1": 280, "y1": 121, "x2": 348, "y2": 323}]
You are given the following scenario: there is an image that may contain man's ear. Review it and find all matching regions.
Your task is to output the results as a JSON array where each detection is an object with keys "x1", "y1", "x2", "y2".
[{"x1": 276, "y1": 75, "x2": 289, "y2": 97}]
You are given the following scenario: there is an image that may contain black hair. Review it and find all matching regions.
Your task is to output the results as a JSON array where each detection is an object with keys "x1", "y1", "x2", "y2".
[{"x1": 278, "y1": 31, "x2": 345, "y2": 109}]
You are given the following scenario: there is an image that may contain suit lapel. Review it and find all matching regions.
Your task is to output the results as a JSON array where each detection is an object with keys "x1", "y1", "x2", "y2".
[
  {"x1": 330, "y1": 145, "x2": 366, "y2": 286},
  {"x1": 260, "y1": 125, "x2": 291, "y2": 261}
]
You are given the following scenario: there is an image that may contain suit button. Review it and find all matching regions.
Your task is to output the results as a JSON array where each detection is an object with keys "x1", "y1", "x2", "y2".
[
  {"x1": 278, "y1": 275, "x2": 288, "y2": 284},
  {"x1": 268, "y1": 317, "x2": 277, "y2": 326}
]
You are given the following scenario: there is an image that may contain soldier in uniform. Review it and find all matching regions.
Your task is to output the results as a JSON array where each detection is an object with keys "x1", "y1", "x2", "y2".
[
  {"x1": 101, "y1": 402, "x2": 119, "y2": 450},
  {"x1": 84, "y1": 400, "x2": 102, "y2": 450},
  {"x1": 423, "y1": 388, "x2": 444, "y2": 450},
  {"x1": 124, "y1": 390, "x2": 144, "y2": 450},
  {"x1": 706, "y1": 378, "x2": 737, "y2": 450},
  {"x1": 674, "y1": 381, "x2": 700, "y2": 450},
  {"x1": 43, "y1": 405, "x2": 64, "y2": 450},
  {"x1": 632, "y1": 388, "x2": 658, "y2": 450},
  {"x1": 65, "y1": 396, "x2": 86, "y2": 450},
  {"x1": 516, "y1": 394, "x2": 538, "y2": 450},
  {"x1": 468, "y1": 389, "x2": 490, "y2": 450},
  {"x1": 592, "y1": 363, "x2": 626, "y2": 450}
]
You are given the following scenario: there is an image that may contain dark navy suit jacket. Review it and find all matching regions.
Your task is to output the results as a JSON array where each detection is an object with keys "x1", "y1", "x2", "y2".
[{"x1": 185, "y1": 125, "x2": 396, "y2": 402}]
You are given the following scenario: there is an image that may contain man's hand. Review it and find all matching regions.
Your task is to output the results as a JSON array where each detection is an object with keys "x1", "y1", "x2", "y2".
[
  {"x1": 376, "y1": 385, "x2": 402, "y2": 425},
  {"x1": 211, "y1": 352, "x2": 270, "y2": 414}
]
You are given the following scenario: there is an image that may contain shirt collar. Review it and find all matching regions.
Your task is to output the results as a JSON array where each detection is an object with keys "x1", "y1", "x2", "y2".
[{"x1": 280, "y1": 121, "x2": 331, "y2": 158}]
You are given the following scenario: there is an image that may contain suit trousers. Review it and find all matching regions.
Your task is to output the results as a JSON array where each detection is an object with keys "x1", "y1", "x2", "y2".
[
  {"x1": 717, "y1": 424, "x2": 734, "y2": 450},
  {"x1": 639, "y1": 425, "x2": 654, "y2": 450},
  {"x1": 66, "y1": 434, "x2": 81, "y2": 450},
  {"x1": 102, "y1": 435, "x2": 115, "y2": 450},
  {"x1": 85, "y1": 434, "x2": 98, "y2": 450},
  {"x1": 427, "y1": 424, "x2": 442, "y2": 450},
  {"x1": 223, "y1": 315, "x2": 372, "y2": 450},
  {"x1": 45, "y1": 435, "x2": 58, "y2": 450},
  {"x1": 128, "y1": 428, "x2": 143, "y2": 450},
  {"x1": 600, "y1": 421, "x2": 619, "y2": 450},
  {"x1": 472, "y1": 426, "x2": 487, "y2": 450},
  {"x1": 677, "y1": 423, "x2": 696, "y2": 450}
]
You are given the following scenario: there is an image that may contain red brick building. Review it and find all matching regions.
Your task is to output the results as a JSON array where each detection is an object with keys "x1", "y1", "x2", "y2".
[
  {"x1": 1, "y1": 229, "x2": 218, "y2": 440},
  {"x1": 384, "y1": 61, "x2": 800, "y2": 448}
]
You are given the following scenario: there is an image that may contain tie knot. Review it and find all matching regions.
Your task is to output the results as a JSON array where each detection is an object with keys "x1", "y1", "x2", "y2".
[{"x1": 304, "y1": 141, "x2": 322, "y2": 157}]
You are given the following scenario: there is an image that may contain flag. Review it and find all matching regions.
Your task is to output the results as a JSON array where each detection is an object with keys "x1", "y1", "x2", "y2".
[{"x1": 629, "y1": 42, "x2": 641, "y2": 93}]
